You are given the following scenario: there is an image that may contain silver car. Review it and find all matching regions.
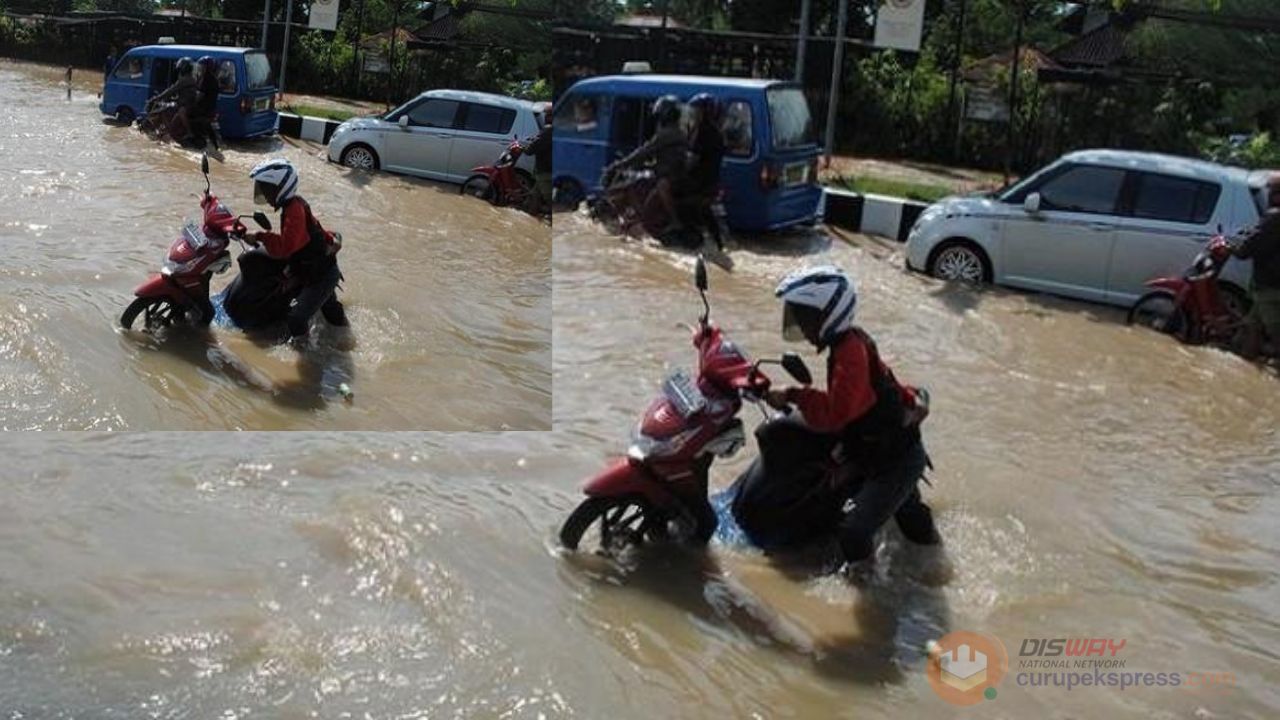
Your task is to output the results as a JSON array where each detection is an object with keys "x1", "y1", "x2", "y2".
[
  {"x1": 327, "y1": 88, "x2": 542, "y2": 184},
  {"x1": 905, "y1": 150, "x2": 1265, "y2": 309}
]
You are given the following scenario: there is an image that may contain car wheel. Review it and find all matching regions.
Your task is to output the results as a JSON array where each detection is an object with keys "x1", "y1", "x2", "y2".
[
  {"x1": 340, "y1": 144, "x2": 379, "y2": 171},
  {"x1": 929, "y1": 241, "x2": 990, "y2": 284}
]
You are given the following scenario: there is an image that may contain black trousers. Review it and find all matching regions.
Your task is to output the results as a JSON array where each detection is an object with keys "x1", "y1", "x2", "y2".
[
  {"x1": 287, "y1": 262, "x2": 347, "y2": 338},
  {"x1": 838, "y1": 439, "x2": 940, "y2": 562}
]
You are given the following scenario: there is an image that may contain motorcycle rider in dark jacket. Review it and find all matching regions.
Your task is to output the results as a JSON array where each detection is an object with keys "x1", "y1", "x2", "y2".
[
  {"x1": 245, "y1": 159, "x2": 349, "y2": 347},
  {"x1": 606, "y1": 95, "x2": 688, "y2": 234},
  {"x1": 758, "y1": 266, "x2": 940, "y2": 579}
]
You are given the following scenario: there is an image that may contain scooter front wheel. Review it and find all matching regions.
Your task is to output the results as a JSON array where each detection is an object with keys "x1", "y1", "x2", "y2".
[
  {"x1": 461, "y1": 175, "x2": 493, "y2": 201},
  {"x1": 559, "y1": 495, "x2": 658, "y2": 553},
  {"x1": 121, "y1": 297, "x2": 180, "y2": 330}
]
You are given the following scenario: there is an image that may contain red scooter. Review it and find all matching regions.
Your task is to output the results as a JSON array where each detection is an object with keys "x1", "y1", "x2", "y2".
[
  {"x1": 461, "y1": 138, "x2": 533, "y2": 209},
  {"x1": 559, "y1": 257, "x2": 812, "y2": 554},
  {"x1": 1127, "y1": 235, "x2": 1245, "y2": 345},
  {"x1": 120, "y1": 154, "x2": 269, "y2": 330}
]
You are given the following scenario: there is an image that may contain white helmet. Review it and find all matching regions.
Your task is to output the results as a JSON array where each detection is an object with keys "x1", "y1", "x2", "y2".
[
  {"x1": 249, "y1": 158, "x2": 299, "y2": 208},
  {"x1": 774, "y1": 265, "x2": 857, "y2": 347}
]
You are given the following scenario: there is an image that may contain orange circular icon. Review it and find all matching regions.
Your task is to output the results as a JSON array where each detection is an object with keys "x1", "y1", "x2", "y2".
[{"x1": 926, "y1": 630, "x2": 1009, "y2": 706}]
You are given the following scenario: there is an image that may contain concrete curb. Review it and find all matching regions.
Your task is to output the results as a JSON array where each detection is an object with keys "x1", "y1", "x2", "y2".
[
  {"x1": 821, "y1": 187, "x2": 930, "y2": 243},
  {"x1": 276, "y1": 113, "x2": 342, "y2": 144}
]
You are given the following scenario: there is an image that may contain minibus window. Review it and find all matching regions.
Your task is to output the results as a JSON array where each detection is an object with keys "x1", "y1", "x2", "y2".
[
  {"x1": 766, "y1": 87, "x2": 816, "y2": 149},
  {"x1": 245, "y1": 52, "x2": 273, "y2": 90},
  {"x1": 114, "y1": 56, "x2": 145, "y2": 80},
  {"x1": 611, "y1": 96, "x2": 650, "y2": 153},
  {"x1": 216, "y1": 60, "x2": 237, "y2": 94},
  {"x1": 554, "y1": 95, "x2": 602, "y2": 134},
  {"x1": 722, "y1": 100, "x2": 753, "y2": 157}
]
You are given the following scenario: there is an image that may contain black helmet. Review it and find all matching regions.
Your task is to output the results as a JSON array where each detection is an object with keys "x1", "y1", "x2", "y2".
[
  {"x1": 176, "y1": 57, "x2": 193, "y2": 75},
  {"x1": 688, "y1": 92, "x2": 721, "y2": 123},
  {"x1": 651, "y1": 95, "x2": 682, "y2": 127},
  {"x1": 197, "y1": 55, "x2": 216, "y2": 72}
]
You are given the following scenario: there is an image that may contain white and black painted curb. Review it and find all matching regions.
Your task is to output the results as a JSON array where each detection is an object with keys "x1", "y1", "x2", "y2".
[
  {"x1": 276, "y1": 113, "x2": 343, "y2": 144},
  {"x1": 820, "y1": 187, "x2": 931, "y2": 242}
]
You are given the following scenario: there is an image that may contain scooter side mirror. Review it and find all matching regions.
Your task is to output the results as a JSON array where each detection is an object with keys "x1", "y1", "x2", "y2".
[
  {"x1": 695, "y1": 257, "x2": 708, "y2": 291},
  {"x1": 252, "y1": 211, "x2": 272, "y2": 231},
  {"x1": 200, "y1": 153, "x2": 209, "y2": 176},
  {"x1": 781, "y1": 352, "x2": 813, "y2": 385}
]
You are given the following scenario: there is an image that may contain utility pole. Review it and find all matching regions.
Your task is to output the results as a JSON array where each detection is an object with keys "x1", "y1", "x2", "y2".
[
  {"x1": 657, "y1": 0, "x2": 670, "y2": 71},
  {"x1": 260, "y1": 0, "x2": 271, "y2": 50},
  {"x1": 1004, "y1": 1, "x2": 1026, "y2": 184},
  {"x1": 352, "y1": 0, "x2": 367, "y2": 95},
  {"x1": 278, "y1": 0, "x2": 293, "y2": 97},
  {"x1": 795, "y1": 0, "x2": 812, "y2": 83},
  {"x1": 946, "y1": 0, "x2": 968, "y2": 161},
  {"x1": 823, "y1": 0, "x2": 850, "y2": 165}
]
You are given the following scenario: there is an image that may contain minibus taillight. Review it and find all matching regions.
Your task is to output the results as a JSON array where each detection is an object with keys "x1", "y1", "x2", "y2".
[
  {"x1": 760, "y1": 163, "x2": 780, "y2": 191},
  {"x1": 239, "y1": 97, "x2": 251, "y2": 114}
]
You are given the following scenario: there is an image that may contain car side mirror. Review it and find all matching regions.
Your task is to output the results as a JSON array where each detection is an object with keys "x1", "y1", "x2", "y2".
[
  {"x1": 253, "y1": 211, "x2": 271, "y2": 231},
  {"x1": 398, "y1": 115, "x2": 410, "y2": 129},
  {"x1": 1024, "y1": 192, "x2": 1042, "y2": 214},
  {"x1": 781, "y1": 352, "x2": 813, "y2": 386},
  {"x1": 695, "y1": 257, "x2": 708, "y2": 291}
]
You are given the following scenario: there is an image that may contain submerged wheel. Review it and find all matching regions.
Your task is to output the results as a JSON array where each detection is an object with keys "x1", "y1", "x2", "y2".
[
  {"x1": 929, "y1": 241, "x2": 990, "y2": 284},
  {"x1": 1128, "y1": 291, "x2": 1187, "y2": 337},
  {"x1": 340, "y1": 144, "x2": 379, "y2": 171},
  {"x1": 461, "y1": 175, "x2": 493, "y2": 200},
  {"x1": 120, "y1": 297, "x2": 182, "y2": 331},
  {"x1": 115, "y1": 106, "x2": 135, "y2": 125},
  {"x1": 559, "y1": 495, "x2": 657, "y2": 553}
]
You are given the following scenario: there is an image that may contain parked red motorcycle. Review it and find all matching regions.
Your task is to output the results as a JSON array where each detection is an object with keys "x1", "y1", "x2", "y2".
[
  {"x1": 120, "y1": 154, "x2": 269, "y2": 330},
  {"x1": 1127, "y1": 235, "x2": 1246, "y2": 345},
  {"x1": 559, "y1": 257, "x2": 812, "y2": 553},
  {"x1": 461, "y1": 138, "x2": 534, "y2": 209}
]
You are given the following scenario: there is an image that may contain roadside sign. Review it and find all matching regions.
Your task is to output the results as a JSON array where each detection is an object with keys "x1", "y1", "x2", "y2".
[
  {"x1": 965, "y1": 84, "x2": 1010, "y2": 123},
  {"x1": 363, "y1": 52, "x2": 389, "y2": 74},
  {"x1": 310, "y1": 0, "x2": 340, "y2": 31},
  {"x1": 874, "y1": 0, "x2": 925, "y2": 52}
]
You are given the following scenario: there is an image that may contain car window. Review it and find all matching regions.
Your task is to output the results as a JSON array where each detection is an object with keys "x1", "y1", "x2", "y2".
[
  {"x1": 1130, "y1": 173, "x2": 1221, "y2": 225},
  {"x1": 1037, "y1": 165, "x2": 1125, "y2": 214},
  {"x1": 245, "y1": 52, "x2": 272, "y2": 90},
  {"x1": 766, "y1": 86, "x2": 816, "y2": 149},
  {"x1": 215, "y1": 60, "x2": 237, "y2": 94},
  {"x1": 554, "y1": 94, "x2": 603, "y2": 134},
  {"x1": 114, "y1": 56, "x2": 145, "y2": 80},
  {"x1": 407, "y1": 99, "x2": 461, "y2": 128},
  {"x1": 722, "y1": 100, "x2": 753, "y2": 157},
  {"x1": 462, "y1": 103, "x2": 516, "y2": 134}
]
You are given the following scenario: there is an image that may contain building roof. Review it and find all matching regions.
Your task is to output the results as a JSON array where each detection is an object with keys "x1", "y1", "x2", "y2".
[
  {"x1": 1050, "y1": 21, "x2": 1129, "y2": 68},
  {"x1": 963, "y1": 48, "x2": 1061, "y2": 82},
  {"x1": 616, "y1": 14, "x2": 685, "y2": 29}
]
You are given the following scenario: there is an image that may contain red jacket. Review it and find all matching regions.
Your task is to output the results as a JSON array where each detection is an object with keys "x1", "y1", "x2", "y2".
[
  {"x1": 784, "y1": 331, "x2": 915, "y2": 433},
  {"x1": 255, "y1": 199, "x2": 313, "y2": 259}
]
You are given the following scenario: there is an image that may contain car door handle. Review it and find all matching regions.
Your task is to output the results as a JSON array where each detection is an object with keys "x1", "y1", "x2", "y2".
[
  {"x1": 1088, "y1": 223, "x2": 1114, "y2": 232},
  {"x1": 434, "y1": 133, "x2": 454, "y2": 139}
]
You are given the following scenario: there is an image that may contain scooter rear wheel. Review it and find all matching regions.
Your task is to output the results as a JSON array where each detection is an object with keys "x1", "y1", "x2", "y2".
[
  {"x1": 560, "y1": 495, "x2": 657, "y2": 553},
  {"x1": 1128, "y1": 291, "x2": 1188, "y2": 338}
]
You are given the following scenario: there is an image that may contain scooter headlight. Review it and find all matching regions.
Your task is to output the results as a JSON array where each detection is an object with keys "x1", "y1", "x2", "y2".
[
  {"x1": 627, "y1": 425, "x2": 701, "y2": 462},
  {"x1": 161, "y1": 257, "x2": 199, "y2": 276}
]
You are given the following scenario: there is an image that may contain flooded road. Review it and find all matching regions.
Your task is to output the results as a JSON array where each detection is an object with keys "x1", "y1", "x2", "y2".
[
  {"x1": 0, "y1": 62, "x2": 550, "y2": 430},
  {"x1": 2, "y1": 213, "x2": 1275, "y2": 717},
  {"x1": 551, "y1": 212, "x2": 1280, "y2": 717}
]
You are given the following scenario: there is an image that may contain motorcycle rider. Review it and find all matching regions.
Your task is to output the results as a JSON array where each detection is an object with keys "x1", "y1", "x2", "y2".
[
  {"x1": 525, "y1": 104, "x2": 552, "y2": 216},
  {"x1": 188, "y1": 56, "x2": 221, "y2": 151},
  {"x1": 683, "y1": 92, "x2": 727, "y2": 250},
  {"x1": 244, "y1": 159, "x2": 348, "y2": 346},
  {"x1": 605, "y1": 95, "x2": 687, "y2": 233},
  {"x1": 1231, "y1": 172, "x2": 1280, "y2": 358},
  {"x1": 761, "y1": 266, "x2": 940, "y2": 578},
  {"x1": 148, "y1": 56, "x2": 197, "y2": 141}
]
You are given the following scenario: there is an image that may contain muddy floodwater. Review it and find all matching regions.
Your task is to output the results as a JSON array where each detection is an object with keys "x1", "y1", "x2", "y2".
[
  {"x1": 0, "y1": 62, "x2": 550, "y2": 430},
  {"x1": 0, "y1": 211, "x2": 1274, "y2": 717}
]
